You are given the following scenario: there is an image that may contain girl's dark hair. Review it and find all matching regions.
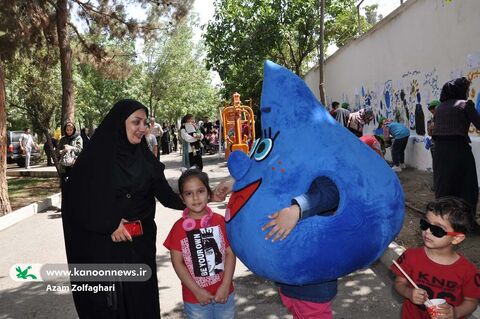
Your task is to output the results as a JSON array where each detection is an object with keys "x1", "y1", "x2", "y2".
[
  {"x1": 178, "y1": 168, "x2": 212, "y2": 197},
  {"x1": 203, "y1": 237, "x2": 223, "y2": 265},
  {"x1": 426, "y1": 196, "x2": 472, "y2": 233},
  {"x1": 181, "y1": 114, "x2": 194, "y2": 124}
]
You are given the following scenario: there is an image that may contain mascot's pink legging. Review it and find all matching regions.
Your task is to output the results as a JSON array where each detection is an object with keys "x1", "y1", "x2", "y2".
[{"x1": 279, "y1": 292, "x2": 333, "y2": 319}]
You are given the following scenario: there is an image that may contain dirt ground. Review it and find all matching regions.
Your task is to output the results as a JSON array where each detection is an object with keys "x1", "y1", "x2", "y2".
[{"x1": 395, "y1": 168, "x2": 480, "y2": 266}]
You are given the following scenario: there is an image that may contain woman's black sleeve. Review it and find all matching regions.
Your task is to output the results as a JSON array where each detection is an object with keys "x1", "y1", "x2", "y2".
[{"x1": 152, "y1": 169, "x2": 185, "y2": 210}]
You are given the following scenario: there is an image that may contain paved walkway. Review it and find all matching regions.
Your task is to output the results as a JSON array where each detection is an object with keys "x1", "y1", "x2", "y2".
[{"x1": 0, "y1": 152, "x2": 405, "y2": 318}]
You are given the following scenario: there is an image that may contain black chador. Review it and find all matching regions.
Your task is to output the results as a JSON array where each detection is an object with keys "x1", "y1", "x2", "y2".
[{"x1": 62, "y1": 99, "x2": 184, "y2": 318}]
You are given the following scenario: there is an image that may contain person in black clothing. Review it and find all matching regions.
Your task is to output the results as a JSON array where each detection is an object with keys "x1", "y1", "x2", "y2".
[
  {"x1": 171, "y1": 125, "x2": 178, "y2": 152},
  {"x1": 161, "y1": 123, "x2": 170, "y2": 155},
  {"x1": 80, "y1": 128, "x2": 91, "y2": 149},
  {"x1": 433, "y1": 77, "x2": 480, "y2": 229},
  {"x1": 62, "y1": 99, "x2": 186, "y2": 318},
  {"x1": 43, "y1": 136, "x2": 57, "y2": 166}
]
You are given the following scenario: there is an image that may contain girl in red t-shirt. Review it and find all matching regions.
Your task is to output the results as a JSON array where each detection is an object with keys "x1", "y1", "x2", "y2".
[{"x1": 164, "y1": 169, "x2": 236, "y2": 319}]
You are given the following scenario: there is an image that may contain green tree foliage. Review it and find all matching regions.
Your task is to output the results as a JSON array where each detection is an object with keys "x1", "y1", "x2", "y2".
[
  {"x1": 0, "y1": 0, "x2": 195, "y2": 214},
  {"x1": 364, "y1": 4, "x2": 379, "y2": 25},
  {"x1": 5, "y1": 52, "x2": 62, "y2": 134},
  {"x1": 204, "y1": 0, "x2": 370, "y2": 102},
  {"x1": 75, "y1": 35, "x2": 144, "y2": 128},
  {"x1": 144, "y1": 19, "x2": 219, "y2": 124}
]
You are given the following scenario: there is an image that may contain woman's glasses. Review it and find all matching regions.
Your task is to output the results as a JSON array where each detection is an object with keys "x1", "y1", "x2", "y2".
[{"x1": 420, "y1": 219, "x2": 463, "y2": 238}]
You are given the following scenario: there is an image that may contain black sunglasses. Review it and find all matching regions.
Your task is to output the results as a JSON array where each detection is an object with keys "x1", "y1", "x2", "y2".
[{"x1": 420, "y1": 219, "x2": 463, "y2": 238}]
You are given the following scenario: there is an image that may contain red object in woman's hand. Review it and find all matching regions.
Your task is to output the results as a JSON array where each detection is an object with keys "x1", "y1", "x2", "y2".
[{"x1": 123, "y1": 220, "x2": 143, "y2": 237}]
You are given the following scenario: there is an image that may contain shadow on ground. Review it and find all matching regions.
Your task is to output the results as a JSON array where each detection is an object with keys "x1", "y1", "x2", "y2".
[
  {"x1": 161, "y1": 271, "x2": 291, "y2": 319},
  {"x1": 0, "y1": 282, "x2": 77, "y2": 319}
]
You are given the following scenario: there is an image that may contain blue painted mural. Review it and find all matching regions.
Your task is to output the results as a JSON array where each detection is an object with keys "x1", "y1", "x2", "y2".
[{"x1": 333, "y1": 53, "x2": 480, "y2": 137}]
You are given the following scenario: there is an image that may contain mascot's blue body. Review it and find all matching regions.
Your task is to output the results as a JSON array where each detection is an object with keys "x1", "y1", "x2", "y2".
[{"x1": 225, "y1": 61, "x2": 404, "y2": 285}]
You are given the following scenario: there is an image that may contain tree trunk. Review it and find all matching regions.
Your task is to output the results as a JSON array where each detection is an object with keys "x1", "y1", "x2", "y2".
[
  {"x1": 318, "y1": 0, "x2": 326, "y2": 106},
  {"x1": 57, "y1": 0, "x2": 74, "y2": 129},
  {"x1": 0, "y1": 59, "x2": 12, "y2": 215},
  {"x1": 149, "y1": 82, "x2": 154, "y2": 117}
]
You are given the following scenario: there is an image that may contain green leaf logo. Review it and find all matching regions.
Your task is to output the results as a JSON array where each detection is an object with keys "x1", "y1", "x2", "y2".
[{"x1": 15, "y1": 265, "x2": 38, "y2": 280}]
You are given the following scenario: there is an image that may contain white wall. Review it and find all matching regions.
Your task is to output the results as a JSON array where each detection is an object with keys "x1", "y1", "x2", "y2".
[{"x1": 305, "y1": 0, "x2": 480, "y2": 180}]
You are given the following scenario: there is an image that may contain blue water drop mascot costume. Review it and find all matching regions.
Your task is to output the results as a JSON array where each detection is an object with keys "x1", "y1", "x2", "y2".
[{"x1": 225, "y1": 61, "x2": 404, "y2": 315}]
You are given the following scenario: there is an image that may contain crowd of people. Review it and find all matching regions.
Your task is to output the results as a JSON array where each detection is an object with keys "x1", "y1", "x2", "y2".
[
  {"x1": 321, "y1": 77, "x2": 480, "y2": 318},
  {"x1": 17, "y1": 76, "x2": 479, "y2": 319},
  {"x1": 34, "y1": 113, "x2": 220, "y2": 180}
]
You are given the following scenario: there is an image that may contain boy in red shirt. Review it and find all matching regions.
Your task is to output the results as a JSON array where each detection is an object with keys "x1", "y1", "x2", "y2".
[{"x1": 392, "y1": 197, "x2": 480, "y2": 318}]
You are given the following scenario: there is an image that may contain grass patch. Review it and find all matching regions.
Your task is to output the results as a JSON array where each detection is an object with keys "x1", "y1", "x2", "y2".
[{"x1": 7, "y1": 177, "x2": 60, "y2": 211}]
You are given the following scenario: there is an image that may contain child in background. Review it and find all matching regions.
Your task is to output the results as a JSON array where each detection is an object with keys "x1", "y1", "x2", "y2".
[
  {"x1": 359, "y1": 134, "x2": 384, "y2": 158},
  {"x1": 378, "y1": 117, "x2": 410, "y2": 172},
  {"x1": 164, "y1": 169, "x2": 236, "y2": 319},
  {"x1": 208, "y1": 129, "x2": 219, "y2": 154},
  {"x1": 391, "y1": 197, "x2": 480, "y2": 319}
]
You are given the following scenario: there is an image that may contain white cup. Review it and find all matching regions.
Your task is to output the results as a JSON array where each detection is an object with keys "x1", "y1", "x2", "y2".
[{"x1": 424, "y1": 298, "x2": 446, "y2": 319}]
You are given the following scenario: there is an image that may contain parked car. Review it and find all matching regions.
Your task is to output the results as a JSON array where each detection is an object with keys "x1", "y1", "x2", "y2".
[{"x1": 6, "y1": 130, "x2": 41, "y2": 167}]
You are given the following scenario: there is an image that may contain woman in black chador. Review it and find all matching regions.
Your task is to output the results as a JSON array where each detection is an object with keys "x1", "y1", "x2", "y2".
[
  {"x1": 433, "y1": 77, "x2": 480, "y2": 228},
  {"x1": 62, "y1": 99, "x2": 185, "y2": 318}
]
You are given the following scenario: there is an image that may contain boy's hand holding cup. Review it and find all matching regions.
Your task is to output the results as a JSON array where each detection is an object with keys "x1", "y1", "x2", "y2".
[{"x1": 425, "y1": 298, "x2": 453, "y2": 319}]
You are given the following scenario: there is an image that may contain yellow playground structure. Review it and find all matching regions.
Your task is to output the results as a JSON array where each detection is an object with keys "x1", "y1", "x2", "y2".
[{"x1": 221, "y1": 92, "x2": 255, "y2": 159}]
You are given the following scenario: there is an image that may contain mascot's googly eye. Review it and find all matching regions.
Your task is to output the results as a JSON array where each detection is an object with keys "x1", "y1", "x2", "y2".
[
  {"x1": 253, "y1": 138, "x2": 273, "y2": 161},
  {"x1": 249, "y1": 139, "x2": 260, "y2": 158}
]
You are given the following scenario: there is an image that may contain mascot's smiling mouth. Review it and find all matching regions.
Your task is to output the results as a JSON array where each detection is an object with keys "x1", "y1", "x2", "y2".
[{"x1": 225, "y1": 179, "x2": 262, "y2": 222}]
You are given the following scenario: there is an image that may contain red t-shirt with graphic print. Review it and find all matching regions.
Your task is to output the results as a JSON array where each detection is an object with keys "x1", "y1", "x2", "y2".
[
  {"x1": 391, "y1": 247, "x2": 480, "y2": 319},
  {"x1": 164, "y1": 212, "x2": 234, "y2": 303}
]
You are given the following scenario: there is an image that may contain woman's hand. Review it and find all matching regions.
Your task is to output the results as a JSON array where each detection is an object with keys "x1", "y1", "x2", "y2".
[
  {"x1": 111, "y1": 219, "x2": 133, "y2": 242},
  {"x1": 262, "y1": 205, "x2": 300, "y2": 242},
  {"x1": 211, "y1": 179, "x2": 234, "y2": 202}
]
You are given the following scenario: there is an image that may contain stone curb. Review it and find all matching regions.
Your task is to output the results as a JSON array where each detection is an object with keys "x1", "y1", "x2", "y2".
[{"x1": 0, "y1": 192, "x2": 61, "y2": 231}]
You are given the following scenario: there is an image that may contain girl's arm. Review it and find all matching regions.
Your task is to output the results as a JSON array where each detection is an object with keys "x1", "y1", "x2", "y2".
[
  {"x1": 394, "y1": 276, "x2": 427, "y2": 305},
  {"x1": 214, "y1": 246, "x2": 236, "y2": 303},
  {"x1": 170, "y1": 250, "x2": 214, "y2": 304}
]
